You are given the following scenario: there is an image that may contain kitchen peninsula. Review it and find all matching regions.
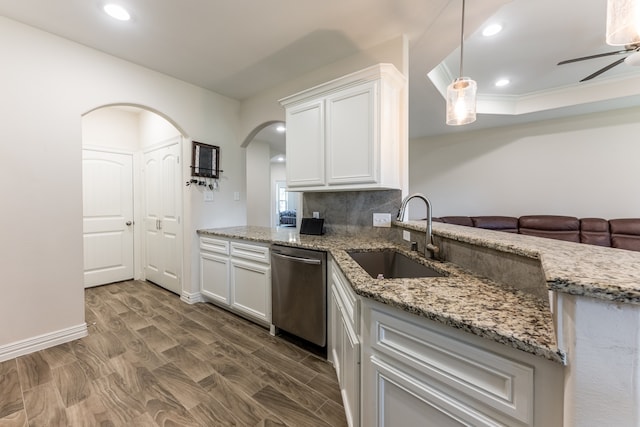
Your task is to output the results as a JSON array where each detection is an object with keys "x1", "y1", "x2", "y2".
[{"x1": 198, "y1": 220, "x2": 640, "y2": 427}]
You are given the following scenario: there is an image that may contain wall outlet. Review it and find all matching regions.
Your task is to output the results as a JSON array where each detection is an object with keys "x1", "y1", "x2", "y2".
[
  {"x1": 204, "y1": 190, "x2": 214, "y2": 202},
  {"x1": 403, "y1": 230, "x2": 411, "y2": 241},
  {"x1": 313, "y1": 211, "x2": 320, "y2": 219},
  {"x1": 373, "y1": 213, "x2": 392, "y2": 228},
  {"x1": 233, "y1": 191, "x2": 240, "y2": 201}
]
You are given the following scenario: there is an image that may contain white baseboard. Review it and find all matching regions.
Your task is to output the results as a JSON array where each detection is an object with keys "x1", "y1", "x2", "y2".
[
  {"x1": 0, "y1": 323, "x2": 88, "y2": 363},
  {"x1": 181, "y1": 290, "x2": 204, "y2": 304}
]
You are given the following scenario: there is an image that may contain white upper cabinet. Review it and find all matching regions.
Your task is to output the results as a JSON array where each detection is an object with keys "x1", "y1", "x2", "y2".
[
  {"x1": 285, "y1": 99, "x2": 325, "y2": 188},
  {"x1": 280, "y1": 63, "x2": 406, "y2": 192}
]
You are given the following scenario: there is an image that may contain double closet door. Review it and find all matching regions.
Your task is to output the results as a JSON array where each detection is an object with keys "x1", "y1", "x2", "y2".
[{"x1": 143, "y1": 142, "x2": 182, "y2": 295}]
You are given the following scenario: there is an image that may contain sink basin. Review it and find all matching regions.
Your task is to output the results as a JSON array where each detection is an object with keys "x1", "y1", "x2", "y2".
[{"x1": 347, "y1": 249, "x2": 446, "y2": 279}]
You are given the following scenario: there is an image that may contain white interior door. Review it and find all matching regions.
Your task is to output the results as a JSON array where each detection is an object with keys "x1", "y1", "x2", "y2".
[
  {"x1": 143, "y1": 142, "x2": 181, "y2": 294},
  {"x1": 82, "y1": 149, "x2": 134, "y2": 288}
]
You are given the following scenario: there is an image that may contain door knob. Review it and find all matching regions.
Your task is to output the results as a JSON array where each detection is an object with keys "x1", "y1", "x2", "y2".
[{"x1": 126, "y1": 221, "x2": 132, "y2": 226}]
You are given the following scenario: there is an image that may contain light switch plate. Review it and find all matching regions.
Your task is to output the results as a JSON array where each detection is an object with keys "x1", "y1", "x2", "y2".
[
  {"x1": 373, "y1": 213, "x2": 392, "y2": 228},
  {"x1": 313, "y1": 211, "x2": 320, "y2": 219},
  {"x1": 204, "y1": 191, "x2": 214, "y2": 202},
  {"x1": 403, "y1": 230, "x2": 411, "y2": 241}
]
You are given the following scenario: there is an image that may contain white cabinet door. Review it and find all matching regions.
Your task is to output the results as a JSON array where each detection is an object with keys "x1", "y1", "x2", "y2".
[
  {"x1": 330, "y1": 290, "x2": 344, "y2": 379},
  {"x1": 285, "y1": 99, "x2": 325, "y2": 188},
  {"x1": 82, "y1": 149, "x2": 134, "y2": 287},
  {"x1": 200, "y1": 252, "x2": 230, "y2": 304},
  {"x1": 330, "y1": 264, "x2": 361, "y2": 427},
  {"x1": 326, "y1": 81, "x2": 377, "y2": 186},
  {"x1": 231, "y1": 258, "x2": 271, "y2": 324},
  {"x1": 340, "y1": 302, "x2": 360, "y2": 427},
  {"x1": 143, "y1": 141, "x2": 182, "y2": 294},
  {"x1": 368, "y1": 356, "x2": 479, "y2": 427}
]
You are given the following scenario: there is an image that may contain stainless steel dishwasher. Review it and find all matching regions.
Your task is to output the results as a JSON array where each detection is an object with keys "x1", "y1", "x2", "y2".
[{"x1": 271, "y1": 245, "x2": 327, "y2": 347}]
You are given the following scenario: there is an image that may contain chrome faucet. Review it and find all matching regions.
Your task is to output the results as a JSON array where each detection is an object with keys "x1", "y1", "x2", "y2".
[{"x1": 397, "y1": 193, "x2": 440, "y2": 259}]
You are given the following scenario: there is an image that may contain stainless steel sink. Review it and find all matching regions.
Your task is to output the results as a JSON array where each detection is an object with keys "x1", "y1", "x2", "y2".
[{"x1": 347, "y1": 249, "x2": 446, "y2": 279}]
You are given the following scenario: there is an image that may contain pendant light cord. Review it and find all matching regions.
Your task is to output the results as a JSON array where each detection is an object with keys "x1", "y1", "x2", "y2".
[{"x1": 459, "y1": 0, "x2": 466, "y2": 78}]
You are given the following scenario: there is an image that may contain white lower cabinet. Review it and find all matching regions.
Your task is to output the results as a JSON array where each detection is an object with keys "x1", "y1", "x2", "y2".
[
  {"x1": 200, "y1": 237, "x2": 230, "y2": 304},
  {"x1": 199, "y1": 237, "x2": 271, "y2": 326},
  {"x1": 361, "y1": 300, "x2": 564, "y2": 427},
  {"x1": 329, "y1": 259, "x2": 360, "y2": 427}
]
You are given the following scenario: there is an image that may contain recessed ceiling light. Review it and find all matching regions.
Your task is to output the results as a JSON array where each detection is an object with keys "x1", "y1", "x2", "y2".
[
  {"x1": 495, "y1": 78, "x2": 510, "y2": 87},
  {"x1": 276, "y1": 125, "x2": 286, "y2": 132},
  {"x1": 104, "y1": 4, "x2": 131, "y2": 21},
  {"x1": 482, "y1": 24, "x2": 503, "y2": 37}
]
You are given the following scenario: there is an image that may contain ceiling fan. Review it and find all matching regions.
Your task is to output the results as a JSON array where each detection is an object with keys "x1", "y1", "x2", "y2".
[{"x1": 558, "y1": 43, "x2": 640, "y2": 82}]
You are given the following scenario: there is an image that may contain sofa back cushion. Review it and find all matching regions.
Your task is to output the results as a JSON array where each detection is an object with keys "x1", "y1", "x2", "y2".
[
  {"x1": 439, "y1": 216, "x2": 474, "y2": 227},
  {"x1": 471, "y1": 216, "x2": 519, "y2": 233},
  {"x1": 518, "y1": 215, "x2": 580, "y2": 243},
  {"x1": 580, "y1": 218, "x2": 611, "y2": 247},
  {"x1": 609, "y1": 219, "x2": 640, "y2": 251}
]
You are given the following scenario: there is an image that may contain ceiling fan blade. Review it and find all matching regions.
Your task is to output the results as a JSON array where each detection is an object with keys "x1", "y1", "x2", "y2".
[
  {"x1": 579, "y1": 57, "x2": 626, "y2": 82},
  {"x1": 557, "y1": 48, "x2": 633, "y2": 65}
]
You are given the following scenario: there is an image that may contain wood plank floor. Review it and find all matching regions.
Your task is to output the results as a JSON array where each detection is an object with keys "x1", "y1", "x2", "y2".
[{"x1": 0, "y1": 280, "x2": 347, "y2": 426}]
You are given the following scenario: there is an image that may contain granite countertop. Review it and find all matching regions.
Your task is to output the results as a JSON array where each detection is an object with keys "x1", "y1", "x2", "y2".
[
  {"x1": 198, "y1": 226, "x2": 564, "y2": 364},
  {"x1": 398, "y1": 220, "x2": 640, "y2": 304}
]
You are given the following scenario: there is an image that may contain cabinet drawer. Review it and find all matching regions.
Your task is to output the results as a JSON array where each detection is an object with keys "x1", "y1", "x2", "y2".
[
  {"x1": 369, "y1": 307, "x2": 534, "y2": 425},
  {"x1": 230, "y1": 241, "x2": 270, "y2": 264},
  {"x1": 332, "y1": 264, "x2": 359, "y2": 331},
  {"x1": 200, "y1": 237, "x2": 229, "y2": 255}
]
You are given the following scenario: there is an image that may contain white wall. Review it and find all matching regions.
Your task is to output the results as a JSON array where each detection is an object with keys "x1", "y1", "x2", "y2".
[
  {"x1": 0, "y1": 16, "x2": 243, "y2": 356},
  {"x1": 409, "y1": 107, "x2": 640, "y2": 219},
  {"x1": 239, "y1": 35, "x2": 408, "y2": 146},
  {"x1": 82, "y1": 108, "x2": 140, "y2": 150},
  {"x1": 139, "y1": 110, "x2": 181, "y2": 148},
  {"x1": 246, "y1": 140, "x2": 272, "y2": 227}
]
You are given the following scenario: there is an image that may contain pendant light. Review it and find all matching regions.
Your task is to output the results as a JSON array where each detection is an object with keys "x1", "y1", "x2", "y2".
[
  {"x1": 606, "y1": 0, "x2": 640, "y2": 46},
  {"x1": 446, "y1": 0, "x2": 477, "y2": 126}
]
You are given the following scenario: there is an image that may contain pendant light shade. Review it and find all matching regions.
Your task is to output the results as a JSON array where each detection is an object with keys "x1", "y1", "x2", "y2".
[
  {"x1": 606, "y1": 0, "x2": 640, "y2": 45},
  {"x1": 446, "y1": 0, "x2": 477, "y2": 126},
  {"x1": 446, "y1": 77, "x2": 477, "y2": 125}
]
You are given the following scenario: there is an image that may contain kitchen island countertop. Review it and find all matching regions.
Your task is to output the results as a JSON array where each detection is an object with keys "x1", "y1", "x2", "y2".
[
  {"x1": 198, "y1": 226, "x2": 564, "y2": 364},
  {"x1": 398, "y1": 220, "x2": 640, "y2": 304}
]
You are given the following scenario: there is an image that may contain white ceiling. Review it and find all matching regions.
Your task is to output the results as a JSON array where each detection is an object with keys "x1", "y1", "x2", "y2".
[{"x1": 1, "y1": 0, "x2": 639, "y2": 143}]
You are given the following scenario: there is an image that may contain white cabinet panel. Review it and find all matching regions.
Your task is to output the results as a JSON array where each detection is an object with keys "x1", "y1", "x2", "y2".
[
  {"x1": 370, "y1": 307, "x2": 533, "y2": 424},
  {"x1": 285, "y1": 99, "x2": 325, "y2": 188},
  {"x1": 371, "y1": 356, "x2": 500, "y2": 427},
  {"x1": 326, "y1": 81, "x2": 376, "y2": 185},
  {"x1": 329, "y1": 257, "x2": 361, "y2": 427},
  {"x1": 231, "y1": 258, "x2": 271, "y2": 323},
  {"x1": 200, "y1": 252, "x2": 229, "y2": 304},
  {"x1": 340, "y1": 304, "x2": 360, "y2": 427}
]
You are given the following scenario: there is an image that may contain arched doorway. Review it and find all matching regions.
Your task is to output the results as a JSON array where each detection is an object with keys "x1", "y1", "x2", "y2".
[
  {"x1": 244, "y1": 121, "x2": 299, "y2": 227},
  {"x1": 81, "y1": 105, "x2": 185, "y2": 295}
]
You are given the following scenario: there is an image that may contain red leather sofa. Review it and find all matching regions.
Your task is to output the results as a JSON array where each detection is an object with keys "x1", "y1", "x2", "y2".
[{"x1": 433, "y1": 215, "x2": 640, "y2": 252}]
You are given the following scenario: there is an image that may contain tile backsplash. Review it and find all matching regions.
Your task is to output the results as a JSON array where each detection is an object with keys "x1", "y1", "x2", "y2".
[{"x1": 302, "y1": 190, "x2": 402, "y2": 238}]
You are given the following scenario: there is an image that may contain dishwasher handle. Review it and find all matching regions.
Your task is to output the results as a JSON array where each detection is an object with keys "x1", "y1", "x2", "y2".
[{"x1": 272, "y1": 252, "x2": 322, "y2": 265}]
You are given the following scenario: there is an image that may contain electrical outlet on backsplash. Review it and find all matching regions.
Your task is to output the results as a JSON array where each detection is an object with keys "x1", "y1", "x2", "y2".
[{"x1": 302, "y1": 190, "x2": 402, "y2": 237}]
